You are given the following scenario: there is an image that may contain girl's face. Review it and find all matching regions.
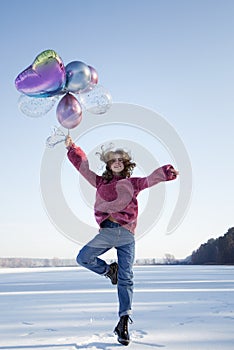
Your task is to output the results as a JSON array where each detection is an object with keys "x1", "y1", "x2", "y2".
[{"x1": 108, "y1": 153, "x2": 125, "y2": 175}]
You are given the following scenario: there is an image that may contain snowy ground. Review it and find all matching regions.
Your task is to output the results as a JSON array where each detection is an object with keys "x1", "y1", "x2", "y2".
[{"x1": 0, "y1": 265, "x2": 234, "y2": 350}]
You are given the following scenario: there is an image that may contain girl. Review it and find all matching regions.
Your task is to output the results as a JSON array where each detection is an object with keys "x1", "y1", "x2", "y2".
[{"x1": 65, "y1": 136, "x2": 178, "y2": 346}]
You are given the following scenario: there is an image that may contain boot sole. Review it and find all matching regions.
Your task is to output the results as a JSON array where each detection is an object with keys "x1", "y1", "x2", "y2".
[
  {"x1": 117, "y1": 337, "x2": 130, "y2": 346},
  {"x1": 114, "y1": 329, "x2": 130, "y2": 346}
]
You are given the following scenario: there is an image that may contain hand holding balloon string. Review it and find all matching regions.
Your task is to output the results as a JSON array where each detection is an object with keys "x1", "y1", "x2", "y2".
[{"x1": 65, "y1": 134, "x2": 73, "y2": 149}]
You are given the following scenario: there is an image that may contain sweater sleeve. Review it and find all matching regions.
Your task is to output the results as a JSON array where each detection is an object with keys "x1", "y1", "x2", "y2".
[
  {"x1": 136, "y1": 164, "x2": 177, "y2": 191},
  {"x1": 67, "y1": 144, "x2": 100, "y2": 187}
]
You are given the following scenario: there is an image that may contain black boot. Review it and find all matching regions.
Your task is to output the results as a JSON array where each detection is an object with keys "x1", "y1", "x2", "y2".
[
  {"x1": 105, "y1": 262, "x2": 118, "y2": 285},
  {"x1": 114, "y1": 315, "x2": 133, "y2": 346}
]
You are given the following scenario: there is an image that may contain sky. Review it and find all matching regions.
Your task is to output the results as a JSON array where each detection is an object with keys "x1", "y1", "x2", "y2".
[{"x1": 0, "y1": 0, "x2": 234, "y2": 260}]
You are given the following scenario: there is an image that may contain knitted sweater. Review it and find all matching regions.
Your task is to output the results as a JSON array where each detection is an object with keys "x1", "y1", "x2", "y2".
[{"x1": 67, "y1": 144, "x2": 177, "y2": 234}]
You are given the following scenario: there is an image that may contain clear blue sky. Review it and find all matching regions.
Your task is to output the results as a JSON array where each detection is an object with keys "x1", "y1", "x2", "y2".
[{"x1": 1, "y1": 0, "x2": 234, "y2": 259}]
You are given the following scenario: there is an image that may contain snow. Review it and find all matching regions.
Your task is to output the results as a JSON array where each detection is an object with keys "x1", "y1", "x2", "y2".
[{"x1": 0, "y1": 265, "x2": 234, "y2": 349}]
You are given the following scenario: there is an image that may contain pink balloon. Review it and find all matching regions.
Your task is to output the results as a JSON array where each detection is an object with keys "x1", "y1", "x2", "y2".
[
  {"x1": 56, "y1": 93, "x2": 82, "y2": 129},
  {"x1": 88, "y1": 65, "x2": 98, "y2": 84}
]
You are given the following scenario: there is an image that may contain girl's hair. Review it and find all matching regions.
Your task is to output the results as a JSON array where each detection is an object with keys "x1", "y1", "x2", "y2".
[{"x1": 96, "y1": 145, "x2": 136, "y2": 182}]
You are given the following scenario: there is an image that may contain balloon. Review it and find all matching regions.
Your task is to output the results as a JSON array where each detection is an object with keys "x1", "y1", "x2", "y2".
[
  {"x1": 78, "y1": 66, "x2": 98, "y2": 93},
  {"x1": 88, "y1": 65, "x2": 98, "y2": 84},
  {"x1": 56, "y1": 93, "x2": 82, "y2": 129},
  {"x1": 46, "y1": 127, "x2": 66, "y2": 148},
  {"x1": 79, "y1": 84, "x2": 112, "y2": 114},
  {"x1": 65, "y1": 61, "x2": 91, "y2": 93},
  {"x1": 18, "y1": 94, "x2": 59, "y2": 117},
  {"x1": 15, "y1": 49, "x2": 66, "y2": 98}
]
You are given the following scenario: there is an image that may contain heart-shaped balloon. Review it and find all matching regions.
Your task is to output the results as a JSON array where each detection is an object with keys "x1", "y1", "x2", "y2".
[
  {"x1": 15, "y1": 50, "x2": 66, "y2": 98},
  {"x1": 56, "y1": 93, "x2": 82, "y2": 129}
]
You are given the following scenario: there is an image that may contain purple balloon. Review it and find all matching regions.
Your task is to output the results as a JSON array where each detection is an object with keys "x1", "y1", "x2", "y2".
[
  {"x1": 56, "y1": 93, "x2": 82, "y2": 129},
  {"x1": 88, "y1": 65, "x2": 98, "y2": 84},
  {"x1": 15, "y1": 50, "x2": 66, "y2": 98}
]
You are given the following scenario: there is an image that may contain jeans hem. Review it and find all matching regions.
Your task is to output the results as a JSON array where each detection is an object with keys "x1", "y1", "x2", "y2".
[{"x1": 119, "y1": 310, "x2": 132, "y2": 317}]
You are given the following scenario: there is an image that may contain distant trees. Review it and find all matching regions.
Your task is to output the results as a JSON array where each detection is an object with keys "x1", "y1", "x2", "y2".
[
  {"x1": 163, "y1": 253, "x2": 177, "y2": 264},
  {"x1": 191, "y1": 227, "x2": 234, "y2": 264},
  {"x1": 1, "y1": 227, "x2": 234, "y2": 267},
  {"x1": 0, "y1": 257, "x2": 76, "y2": 268}
]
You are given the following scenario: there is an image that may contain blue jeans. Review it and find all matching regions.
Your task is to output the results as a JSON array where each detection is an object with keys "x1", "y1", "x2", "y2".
[{"x1": 77, "y1": 220, "x2": 135, "y2": 317}]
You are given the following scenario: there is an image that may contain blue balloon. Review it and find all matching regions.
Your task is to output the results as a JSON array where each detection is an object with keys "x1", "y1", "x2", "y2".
[{"x1": 65, "y1": 61, "x2": 91, "y2": 93}]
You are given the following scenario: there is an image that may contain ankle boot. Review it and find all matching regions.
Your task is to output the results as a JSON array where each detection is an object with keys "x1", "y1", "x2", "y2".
[
  {"x1": 114, "y1": 315, "x2": 132, "y2": 346},
  {"x1": 105, "y1": 262, "x2": 118, "y2": 285}
]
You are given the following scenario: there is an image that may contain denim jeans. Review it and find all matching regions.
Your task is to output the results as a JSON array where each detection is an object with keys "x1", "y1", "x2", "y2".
[{"x1": 77, "y1": 220, "x2": 135, "y2": 317}]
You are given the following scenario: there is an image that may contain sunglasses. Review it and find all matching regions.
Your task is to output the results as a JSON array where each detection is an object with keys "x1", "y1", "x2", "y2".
[{"x1": 108, "y1": 158, "x2": 124, "y2": 165}]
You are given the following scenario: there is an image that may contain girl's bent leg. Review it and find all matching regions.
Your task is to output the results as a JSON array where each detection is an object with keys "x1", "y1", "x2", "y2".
[
  {"x1": 77, "y1": 228, "x2": 118, "y2": 275},
  {"x1": 77, "y1": 244, "x2": 110, "y2": 275}
]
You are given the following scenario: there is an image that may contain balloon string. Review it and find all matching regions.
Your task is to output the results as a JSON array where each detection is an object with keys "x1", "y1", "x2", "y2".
[{"x1": 67, "y1": 129, "x2": 70, "y2": 136}]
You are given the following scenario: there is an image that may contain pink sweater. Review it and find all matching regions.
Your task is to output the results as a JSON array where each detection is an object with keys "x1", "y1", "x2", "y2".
[{"x1": 67, "y1": 144, "x2": 177, "y2": 234}]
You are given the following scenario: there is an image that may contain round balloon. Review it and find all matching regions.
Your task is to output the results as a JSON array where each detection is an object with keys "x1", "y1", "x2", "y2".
[
  {"x1": 79, "y1": 66, "x2": 98, "y2": 93},
  {"x1": 65, "y1": 61, "x2": 91, "y2": 93},
  {"x1": 56, "y1": 93, "x2": 82, "y2": 129},
  {"x1": 18, "y1": 94, "x2": 59, "y2": 117},
  {"x1": 15, "y1": 50, "x2": 66, "y2": 98},
  {"x1": 79, "y1": 85, "x2": 112, "y2": 114},
  {"x1": 88, "y1": 65, "x2": 98, "y2": 84}
]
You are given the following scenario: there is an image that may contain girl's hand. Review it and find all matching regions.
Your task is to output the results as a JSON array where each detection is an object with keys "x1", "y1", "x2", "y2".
[
  {"x1": 171, "y1": 168, "x2": 179, "y2": 176},
  {"x1": 169, "y1": 168, "x2": 179, "y2": 178},
  {"x1": 65, "y1": 135, "x2": 73, "y2": 149}
]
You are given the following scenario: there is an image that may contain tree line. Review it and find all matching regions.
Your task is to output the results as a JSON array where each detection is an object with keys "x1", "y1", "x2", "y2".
[
  {"x1": 0, "y1": 257, "x2": 77, "y2": 268},
  {"x1": 0, "y1": 256, "x2": 177, "y2": 268},
  {"x1": 191, "y1": 227, "x2": 234, "y2": 264},
  {"x1": 1, "y1": 227, "x2": 233, "y2": 267}
]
